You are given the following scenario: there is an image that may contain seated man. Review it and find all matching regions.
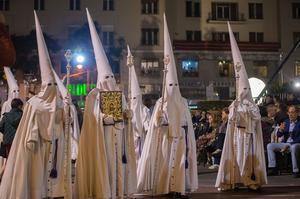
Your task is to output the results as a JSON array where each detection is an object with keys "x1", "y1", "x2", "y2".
[{"x1": 267, "y1": 105, "x2": 300, "y2": 178}]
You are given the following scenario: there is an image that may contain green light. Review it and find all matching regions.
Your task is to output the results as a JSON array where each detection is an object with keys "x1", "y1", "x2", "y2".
[{"x1": 67, "y1": 83, "x2": 97, "y2": 96}]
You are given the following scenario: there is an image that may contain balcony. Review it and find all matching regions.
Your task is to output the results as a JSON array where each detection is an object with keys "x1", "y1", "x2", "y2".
[
  {"x1": 173, "y1": 40, "x2": 280, "y2": 52},
  {"x1": 207, "y1": 12, "x2": 246, "y2": 23}
]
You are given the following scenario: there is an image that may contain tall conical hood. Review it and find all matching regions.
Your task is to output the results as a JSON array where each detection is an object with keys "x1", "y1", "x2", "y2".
[
  {"x1": 86, "y1": 8, "x2": 116, "y2": 90},
  {"x1": 163, "y1": 14, "x2": 183, "y2": 138},
  {"x1": 164, "y1": 14, "x2": 180, "y2": 97},
  {"x1": 4, "y1": 67, "x2": 19, "y2": 99},
  {"x1": 34, "y1": 11, "x2": 55, "y2": 85},
  {"x1": 228, "y1": 22, "x2": 253, "y2": 102},
  {"x1": 127, "y1": 45, "x2": 141, "y2": 97}
]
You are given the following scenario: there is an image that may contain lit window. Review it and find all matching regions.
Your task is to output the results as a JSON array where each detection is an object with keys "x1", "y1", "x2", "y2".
[
  {"x1": 182, "y1": 60, "x2": 199, "y2": 77},
  {"x1": 141, "y1": 59, "x2": 160, "y2": 75},
  {"x1": 253, "y1": 61, "x2": 268, "y2": 77},
  {"x1": 218, "y1": 60, "x2": 232, "y2": 77},
  {"x1": 295, "y1": 61, "x2": 300, "y2": 76}
]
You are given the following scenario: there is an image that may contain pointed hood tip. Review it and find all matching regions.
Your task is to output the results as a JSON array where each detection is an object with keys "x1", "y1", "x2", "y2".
[
  {"x1": 35, "y1": 12, "x2": 55, "y2": 84},
  {"x1": 86, "y1": 9, "x2": 114, "y2": 87},
  {"x1": 127, "y1": 45, "x2": 131, "y2": 56}
]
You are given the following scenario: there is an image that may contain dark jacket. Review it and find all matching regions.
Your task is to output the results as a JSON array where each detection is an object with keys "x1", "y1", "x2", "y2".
[
  {"x1": 0, "y1": 108, "x2": 23, "y2": 145},
  {"x1": 277, "y1": 117, "x2": 300, "y2": 145}
]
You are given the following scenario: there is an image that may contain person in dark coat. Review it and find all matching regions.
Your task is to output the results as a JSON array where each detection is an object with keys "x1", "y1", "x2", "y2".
[{"x1": 0, "y1": 98, "x2": 23, "y2": 158}]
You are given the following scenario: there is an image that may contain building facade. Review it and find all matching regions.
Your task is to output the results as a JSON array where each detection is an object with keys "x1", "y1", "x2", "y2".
[{"x1": 1, "y1": 0, "x2": 299, "y2": 102}]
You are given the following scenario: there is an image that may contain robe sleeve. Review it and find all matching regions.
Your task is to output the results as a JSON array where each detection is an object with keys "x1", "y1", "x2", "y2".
[{"x1": 26, "y1": 114, "x2": 39, "y2": 150}]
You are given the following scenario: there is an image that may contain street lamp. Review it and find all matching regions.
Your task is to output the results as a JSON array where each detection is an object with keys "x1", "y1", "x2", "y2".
[{"x1": 76, "y1": 55, "x2": 85, "y2": 63}]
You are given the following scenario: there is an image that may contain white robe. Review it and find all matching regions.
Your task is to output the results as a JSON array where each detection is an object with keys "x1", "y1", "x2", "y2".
[
  {"x1": 75, "y1": 88, "x2": 136, "y2": 199},
  {"x1": 215, "y1": 99, "x2": 267, "y2": 190},
  {"x1": 0, "y1": 93, "x2": 70, "y2": 199},
  {"x1": 103, "y1": 94, "x2": 137, "y2": 198},
  {"x1": 74, "y1": 88, "x2": 111, "y2": 199},
  {"x1": 137, "y1": 98, "x2": 198, "y2": 195},
  {"x1": 132, "y1": 104, "x2": 150, "y2": 165}
]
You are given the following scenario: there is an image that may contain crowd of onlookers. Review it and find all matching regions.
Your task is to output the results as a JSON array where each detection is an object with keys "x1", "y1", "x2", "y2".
[
  {"x1": 192, "y1": 93, "x2": 300, "y2": 178},
  {"x1": 192, "y1": 108, "x2": 228, "y2": 170}
]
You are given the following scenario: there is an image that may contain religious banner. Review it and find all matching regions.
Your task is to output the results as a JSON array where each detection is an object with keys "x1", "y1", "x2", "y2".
[{"x1": 100, "y1": 91, "x2": 123, "y2": 122}]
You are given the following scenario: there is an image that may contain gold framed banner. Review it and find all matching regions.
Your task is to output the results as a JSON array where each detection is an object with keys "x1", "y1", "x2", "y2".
[{"x1": 100, "y1": 91, "x2": 123, "y2": 122}]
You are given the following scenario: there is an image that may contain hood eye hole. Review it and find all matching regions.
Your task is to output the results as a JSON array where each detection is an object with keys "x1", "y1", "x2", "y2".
[
  {"x1": 169, "y1": 83, "x2": 173, "y2": 86},
  {"x1": 105, "y1": 76, "x2": 109, "y2": 79},
  {"x1": 133, "y1": 97, "x2": 136, "y2": 99}
]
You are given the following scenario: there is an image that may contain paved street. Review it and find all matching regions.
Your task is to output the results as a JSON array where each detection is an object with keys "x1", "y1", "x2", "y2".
[{"x1": 134, "y1": 167, "x2": 300, "y2": 199}]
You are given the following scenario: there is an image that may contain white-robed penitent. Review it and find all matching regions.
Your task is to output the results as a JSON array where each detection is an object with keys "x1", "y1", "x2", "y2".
[
  {"x1": 0, "y1": 12, "x2": 72, "y2": 199},
  {"x1": 52, "y1": 69, "x2": 80, "y2": 161},
  {"x1": 75, "y1": 9, "x2": 136, "y2": 199},
  {"x1": 127, "y1": 46, "x2": 151, "y2": 166},
  {"x1": 0, "y1": 67, "x2": 19, "y2": 177},
  {"x1": 1, "y1": 67, "x2": 19, "y2": 117},
  {"x1": 215, "y1": 22, "x2": 267, "y2": 191},
  {"x1": 137, "y1": 14, "x2": 198, "y2": 195}
]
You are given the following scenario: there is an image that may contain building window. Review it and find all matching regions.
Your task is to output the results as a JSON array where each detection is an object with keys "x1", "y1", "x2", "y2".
[
  {"x1": 70, "y1": 0, "x2": 80, "y2": 10},
  {"x1": 186, "y1": 0, "x2": 201, "y2": 17},
  {"x1": 141, "y1": 0, "x2": 158, "y2": 14},
  {"x1": 211, "y1": 2, "x2": 238, "y2": 21},
  {"x1": 141, "y1": 59, "x2": 160, "y2": 75},
  {"x1": 0, "y1": 0, "x2": 9, "y2": 11},
  {"x1": 292, "y1": 3, "x2": 300, "y2": 19},
  {"x1": 295, "y1": 61, "x2": 300, "y2": 76},
  {"x1": 218, "y1": 60, "x2": 232, "y2": 77},
  {"x1": 34, "y1": 0, "x2": 45, "y2": 10},
  {"x1": 212, "y1": 32, "x2": 239, "y2": 42},
  {"x1": 253, "y1": 61, "x2": 268, "y2": 77},
  {"x1": 182, "y1": 60, "x2": 199, "y2": 77},
  {"x1": 103, "y1": 0, "x2": 114, "y2": 11},
  {"x1": 249, "y1": 3, "x2": 263, "y2": 19},
  {"x1": 294, "y1": 32, "x2": 300, "y2": 44},
  {"x1": 141, "y1": 28, "x2": 159, "y2": 46},
  {"x1": 249, "y1": 32, "x2": 264, "y2": 43},
  {"x1": 102, "y1": 31, "x2": 114, "y2": 46},
  {"x1": 186, "y1": 31, "x2": 201, "y2": 41}
]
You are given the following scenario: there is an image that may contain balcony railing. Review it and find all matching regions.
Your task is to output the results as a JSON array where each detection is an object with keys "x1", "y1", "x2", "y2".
[
  {"x1": 173, "y1": 40, "x2": 280, "y2": 52},
  {"x1": 207, "y1": 12, "x2": 246, "y2": 23}
]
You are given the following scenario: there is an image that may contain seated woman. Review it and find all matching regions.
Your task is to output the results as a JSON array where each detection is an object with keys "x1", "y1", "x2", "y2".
[
  {"x1": 206, "y1": 108, "x2": 229, "y2": 169},
  {"x1": 197, "y1": 111, "x2": 221, "y2": 166}
]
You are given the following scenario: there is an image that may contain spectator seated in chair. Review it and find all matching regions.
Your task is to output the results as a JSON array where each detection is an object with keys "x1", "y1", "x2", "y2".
[{"x1": 267, "y1": 105, "x2": 300, "y2": 178}]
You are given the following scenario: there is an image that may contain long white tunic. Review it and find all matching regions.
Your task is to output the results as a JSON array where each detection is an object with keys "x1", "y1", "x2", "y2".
[
  {"x1": 215, "y1": 99, "x2": 267, "y2": 190},
  {"x1": 0, "y1": 95, "x2": 70, "y2": 199},
  {"x1": 137, "y1": 98, "x2": 198, "y2": 195}
]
